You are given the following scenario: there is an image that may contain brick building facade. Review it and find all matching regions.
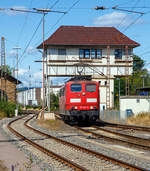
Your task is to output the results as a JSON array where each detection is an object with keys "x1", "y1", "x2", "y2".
[{"x1": 0, "y1": 70, "x2": 21, "y2": 103}]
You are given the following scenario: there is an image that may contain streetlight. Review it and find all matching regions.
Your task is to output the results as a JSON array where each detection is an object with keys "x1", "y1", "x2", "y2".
[{"x1": 13, "y1": 46, "x2": 21, "y2": 116}]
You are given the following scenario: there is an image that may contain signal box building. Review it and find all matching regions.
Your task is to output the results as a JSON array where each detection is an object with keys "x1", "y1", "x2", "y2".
[
  {"x1": 37, "y1": 26, "x2": 140, "y2": 110},
  {"x1": 0, "y1": 70, "x2": 21, "y2": 103}
]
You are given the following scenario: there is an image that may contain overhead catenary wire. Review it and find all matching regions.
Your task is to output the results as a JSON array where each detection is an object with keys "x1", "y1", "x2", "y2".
[
  {"x1": 16, "y1": 0, "x2": 33, "y2": 46},
  {"x1": 12, "y1": 0, "x2": 62, "y2": 70},
  {"x1": 34, "y1": 0, "x2": 81, "y2": 47},
  {"x1": 115, "y1": 0, "x2": 142, "y2": 29},
  {"x1": 122, "y1": 14, "x2": 144, "y2": 32}
]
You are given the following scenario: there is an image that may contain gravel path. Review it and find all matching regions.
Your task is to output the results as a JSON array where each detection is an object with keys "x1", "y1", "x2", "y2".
[{"x1": 0, "y1": 119, "x2": 40, "y2": 171}]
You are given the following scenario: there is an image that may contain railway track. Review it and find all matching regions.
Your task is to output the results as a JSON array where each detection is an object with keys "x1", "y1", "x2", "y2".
[
  {"x1": 75, "y1": 125, "x2": 150, "y2": 151},
  {"x1": 7, "y1": 113, "x2": 149, "y2": 171},
  {"x1": 96, "y1": 120, "x2": 150, "y2": 132},
  {"x1": 7, "y1": 115, "x2": 88, "y2": 171}
]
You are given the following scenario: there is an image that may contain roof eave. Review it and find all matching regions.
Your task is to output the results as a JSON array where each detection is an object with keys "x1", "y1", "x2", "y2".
[{"x1": 37, "y1": 43, "x2": 140, "y2": 49}]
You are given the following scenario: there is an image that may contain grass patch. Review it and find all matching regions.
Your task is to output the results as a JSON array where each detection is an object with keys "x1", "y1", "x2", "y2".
[
  {"x1": 127, "y1": 112, "x2": 150, "y2": 126},
  {"x1": 0, "y1": 111, "x2": 6, "y2": 119},
  {"x1": 37, "y1": 119, "x2": 64, "y2": 131}
]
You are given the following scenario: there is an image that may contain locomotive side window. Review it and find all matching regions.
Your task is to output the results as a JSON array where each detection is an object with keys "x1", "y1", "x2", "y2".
[
  {"x1": 71, "y1": 84, "x2": 82, "y2": 92},
  {"x1": 86, "y1": 84, "x2": 96, "y2": 92}
]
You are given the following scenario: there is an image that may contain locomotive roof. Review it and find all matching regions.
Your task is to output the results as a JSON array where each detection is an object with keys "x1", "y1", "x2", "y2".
[{"x1": 66, "y1": 76, "x2": 92, "y2": 82}]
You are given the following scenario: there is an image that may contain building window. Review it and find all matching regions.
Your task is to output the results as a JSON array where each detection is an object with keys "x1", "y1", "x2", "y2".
[
  {"x1": 91, "y1": 49, "x2": 96, "y2": 59},
  {"x1": 97, "y1": 49, "x2": 102, "y2": 59},
  {"x1": 50, "y1": 48, "x2": 57, "y2": 55},
  {"x1": 79, "y1": 49, "x2": 84, "y2": 58},
  {"x1": 128, "y1": 49, "x2": 132, "y2": 55},
  {"x1": 58, "y1": 49, "x2": 66, "y2": 55},
  {"x1": 79, "y1": 49, "x2": 102, "y2": 59},
  {"x1": 123, "y1": 49, "x2": 133, "y2": 56},
  {"x1": 84, "y1": 49, "x2": 90, "y2": 59},
  {"x1": 115, "y1": 49, "x2": 122, "y2": 59}
]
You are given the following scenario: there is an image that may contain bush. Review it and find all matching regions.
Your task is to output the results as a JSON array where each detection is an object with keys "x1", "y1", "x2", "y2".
[{"x1": 0, "y1": 101, "x2": 21, "y2": 117}]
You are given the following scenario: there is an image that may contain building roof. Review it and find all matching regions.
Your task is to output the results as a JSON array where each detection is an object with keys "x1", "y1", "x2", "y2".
[
  {"x1": 37, "y1": 26, "x2": 140, "y2": 48},
  {"x1": 0, "y1": 70, "x2": 21, "y2": 84},
  {"x1": 120, "y1": 96, "x2": 150, "y2": 99}
]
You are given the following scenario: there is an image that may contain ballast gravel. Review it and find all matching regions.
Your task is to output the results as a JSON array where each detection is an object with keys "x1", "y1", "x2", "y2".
[
  {"x1": 30, "y1": 117, "x2": 150, "y2": 170},
  {"x1": 10, "y1": 116, "x2": 125, "y2": 171},
  {"x1": 1, "y1": 115, "x2": 150, "y2": 171}
]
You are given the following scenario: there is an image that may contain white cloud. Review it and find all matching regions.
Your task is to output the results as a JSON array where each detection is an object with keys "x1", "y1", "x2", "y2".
[
  {"x1": 3, "y1": 6, "x2": 28, "y2": 16},
  {"x1": 18, "y1": 68, "x2": 28, "y2": 76},
  {"x1": 7, "y1": 50, "x2": 16, "y2": 57},
  {"x1": 26, "y1": 46, "x2": 38, "y2": 55},
  {"x1": 93, "y1": 12, "x2": 133, "y2": 27},
  {"x1": 33, "y1": 71, "x2": 42, "y2": 80}
]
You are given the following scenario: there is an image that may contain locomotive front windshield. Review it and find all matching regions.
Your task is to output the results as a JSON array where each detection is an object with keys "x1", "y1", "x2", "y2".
[
  {"x1": 85, "y1": 84, "x2": 96, "y2": 92},
  {"x1": 71, "y1": 84, "x2": 82, "y2": 92}
]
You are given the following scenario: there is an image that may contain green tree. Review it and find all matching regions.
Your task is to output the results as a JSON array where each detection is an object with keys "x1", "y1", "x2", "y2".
[
  {"x1": 114, "y1": 54, "x2": 150, "y2": 108},
  {"x1": 50, "y1": 93, "x2": 59, "y2": 111},
  {"x1": 0, "y1": 65, "x2": 13, "y2": 75},
  {"x1": 133, "y1": 54, "x2": 145, "y2": 72}
]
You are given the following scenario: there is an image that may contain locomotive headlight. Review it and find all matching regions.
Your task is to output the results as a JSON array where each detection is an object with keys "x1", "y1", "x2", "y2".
[
  {"x1": 74, "y1": 106, "x2": 78, "y2": 109},
  {"x1": 90, "y1": 106, "x2": 93, "y2": 110}
]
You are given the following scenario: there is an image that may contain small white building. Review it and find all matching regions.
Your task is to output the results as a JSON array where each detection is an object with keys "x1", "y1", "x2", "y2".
[
  {"x1": 120, "y1": 96, "x2": 150, "y2": 118},
  {"x1": 17, "y1": 86, "x2": 61, "y2": 106},
  {"x1": 17, "y1": 88, "x2": 41, "y2": 106}
]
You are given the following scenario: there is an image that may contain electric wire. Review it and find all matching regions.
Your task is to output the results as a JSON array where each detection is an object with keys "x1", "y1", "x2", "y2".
[
  {"x1": 35, "y1": 0, "x2": 81, "y2": 47},
  {"x1": 116, "y1": 0, "x2": 140, "y2": 29},
  {"x1": 14, "y1": 0, "x2": 60, "y2": 70},
  {"x1": 16, "y1": 0, "x2": 33, "y2": 46},
  {"x1": 122, "y1": 14, "x2": 144, "y2": 32}
]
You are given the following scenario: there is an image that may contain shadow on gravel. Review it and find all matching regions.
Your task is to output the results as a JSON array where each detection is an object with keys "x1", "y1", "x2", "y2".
[
  {"x1": 57, "y1": 134, "x2": 84, "y2": 138},
  {"x1": 0, "y1": 137, "x2": 49, "y2": 143}
]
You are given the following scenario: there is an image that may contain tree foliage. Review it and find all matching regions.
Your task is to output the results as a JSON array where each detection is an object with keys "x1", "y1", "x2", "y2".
[
  {"x1": 0, "y1": 65, "x2": 13, "y2": 75},
  {"x1": 50, "y1": 93, "x2": 59, "y2": 111},
  {"x1": 114, "y1": 54, "x2": 150, "y2": 108}
]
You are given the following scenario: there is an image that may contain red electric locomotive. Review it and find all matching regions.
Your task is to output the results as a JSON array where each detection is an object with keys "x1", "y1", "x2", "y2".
[{"x1": 59, "y1": 77, "x2": 100, "y2": 123}]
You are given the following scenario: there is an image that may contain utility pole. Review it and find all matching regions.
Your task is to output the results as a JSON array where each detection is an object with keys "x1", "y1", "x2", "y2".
[
  {"x1": 1, "y1": 37, "x2": 6, "y2": 101},
  {"x1": 13, "y1": 46, "x2": 21, "y2": 116},
  {"x1": 32, "y1": 8, "x2": 66, "y2": 118},
  {"x1": 10, "y1": 7, "x2": 66, "y2": 118}
]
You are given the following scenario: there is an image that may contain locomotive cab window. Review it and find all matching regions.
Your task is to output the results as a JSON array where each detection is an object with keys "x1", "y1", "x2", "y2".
[
  {"x1": 71, "y1": 84, "x2": 82, "y2": 92},
  {"x1": 86, "y1": 84, "x2": 96, "y2": 92}
]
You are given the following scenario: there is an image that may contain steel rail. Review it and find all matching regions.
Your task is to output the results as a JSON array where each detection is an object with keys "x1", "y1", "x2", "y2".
[
  {"x1": 96, "y1": 120, "x2": 150, "y2": 132},
  {"x1": 75, "y1": 125, "x2": 150, "y2": 152},
  {"x1": 7, "y1": 115, "x2": 89, "y2": 171},
  {"x1": 93, "y1": 125, "x2": 150, "y2": 146},
  {"x1": 24, "y1": 114, "x2": 147, "y2": 171}
]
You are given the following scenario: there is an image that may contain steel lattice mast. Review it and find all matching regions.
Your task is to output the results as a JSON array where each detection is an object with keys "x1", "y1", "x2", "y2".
[{"x1": 1, "y1": 37, "x2": 6, "y2": 99}]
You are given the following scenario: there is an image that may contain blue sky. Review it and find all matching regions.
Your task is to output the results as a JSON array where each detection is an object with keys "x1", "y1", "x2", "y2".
[{"x1": 0, "y1": 0, "x2": 150, "y2": 87}]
